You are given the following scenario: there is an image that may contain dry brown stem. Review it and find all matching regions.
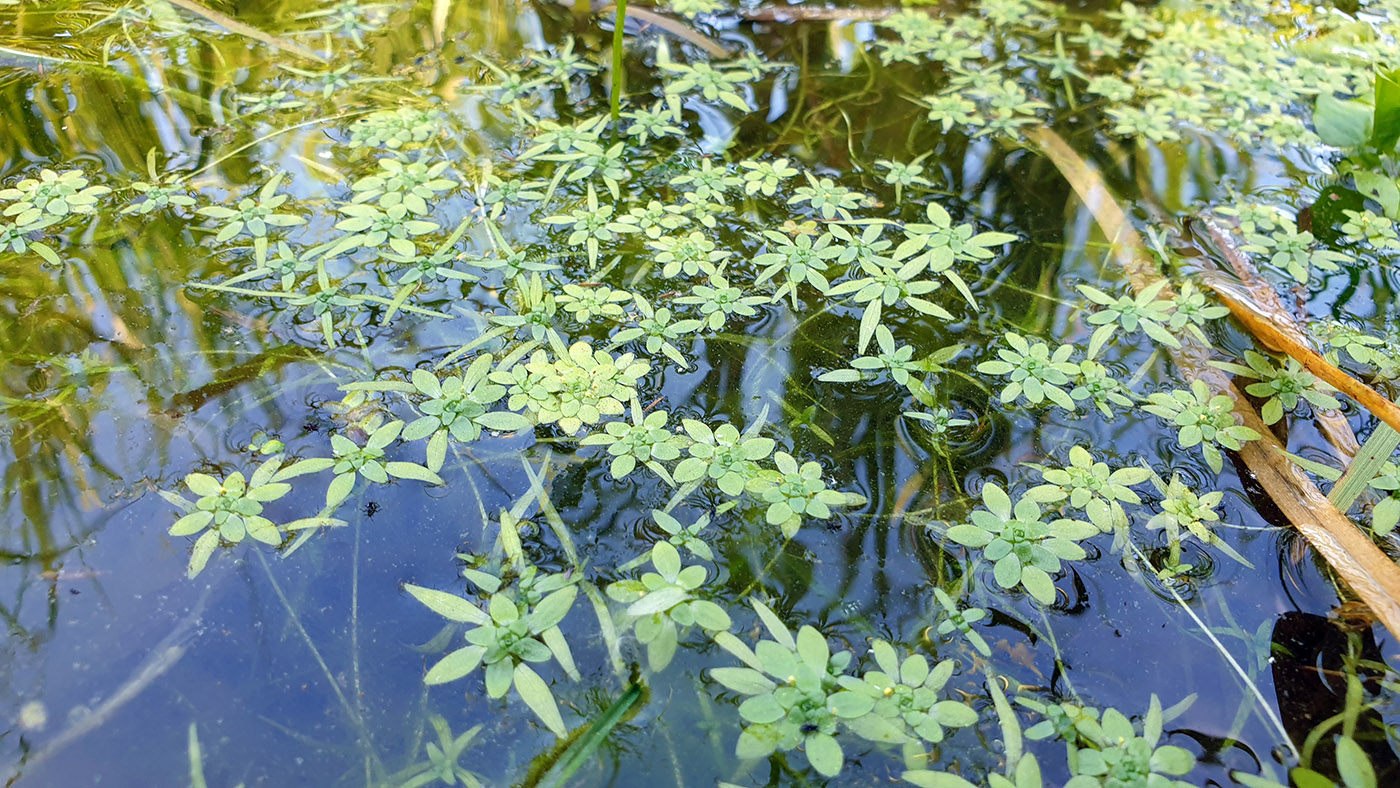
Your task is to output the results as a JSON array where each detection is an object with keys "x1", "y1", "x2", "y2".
[
  {"x1": 1025, "y1": 127, "x2": 1400, "y2": 641},
  {"x1": 1197, "y1": 221, "x2": 1360, "y2": 459}
]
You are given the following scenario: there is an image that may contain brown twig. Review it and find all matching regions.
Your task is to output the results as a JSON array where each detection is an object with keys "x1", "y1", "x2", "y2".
[
  {"x1": 735, "y1": 7, "x2": 905, "y2": 21},
  {"x1": 1195, "y1": 219, "x2": 1359, "y2": 459},
  {"x1": 598, "y1": 4, "x2": 731, "y2": 57},
  {"x1": 165, "y1": 0, "x2": 327, "y2": 63},
  {"x1": 1025, "y1": 127, "x2": 1400, "y2": 642},
  {"x1": 1198, "y1": 272, "x2": 1400, "y2": 436}
]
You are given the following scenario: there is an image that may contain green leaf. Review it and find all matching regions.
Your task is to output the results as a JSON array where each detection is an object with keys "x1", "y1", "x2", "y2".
[
  {"x1": 476, "y1": 411, "x2": 533, "y2": 432},
  {"x1": 490, "y1": 593, "x2": 520, "y2": 624},
  {"x1": 32, "y1": 241, "x2": 61, "y2": 266},
  {"x1": 932, "y1": 700, "x2": 978, "y2": 727},
  {"x1": 325, "y1": 472, "x2": 356, "y2": 509},
  {"x1": 1291, "y1": 768, "x2": 1340, "y2": 788},
  {"x1": 827, "y1": 691, "x2": 875, "y2": 718},
  {"x1": 712, "y1": 632, "x2": 764, "y2": 671},
  {"x1": 688, "y1": 599, "x2": 732, "y2": 631},
  {"x1": 425, "y1": 646, "x2": 487, "y2": 684},
  {"x1": 1336, "y1": 735, "x2": 1376, "y2": 788},
  {"x1": 272, "y1": 457, "x2": 335, "y2": 481},
  {"x1": 652, "y1": 541, "x2": 682, "y2": 580},
  {"x1": 1373, "y1": 496, "x2": 1400, "y2": 536},
  {"x1": 858, "y1": 300, "x2": 881, "y2": 355},
  {"x1": 750, "y1": 599, "x2": 795, "y2": 649},
  {"x1": 628, "y1": 586, "x2": 688, "y2": 617},
  {"x1": 401, "y1": 418, "x2": 439, "y2": 442},
  {"x1": 765, "y1": 501, "x2": 794, "y2": 526},
  {"x1": 755, "y1": 640, "x2": 798, "y2": 679},
  {"x1": 529, "y1": 586, "x2": 578, "y2": 633},
  {"x1": 1149, "y1": 745, "x2": 1195, "y2": 776},
  {"x1": 541, "y1": 626, "x2": 580, "y2": 680},
  {"x1": 426, "y1": 430, "x2": 448, "y2": 473},
  {"x1": 1144, "y1": 693, "x2": 1164, "y2": 744},
  {"x1": 283, "y1": 516, "x2": 347, "y2": 531},
  {"x1": 993, "y1": 553, "x2": 1023, "y2": 590},
  {"x1": 901, "y1": 770, "x2": 978, "y2": 788},
  {"x1": 709, "y1": 667, "x2": 775, "y2": 695},
  {"x1": 187, "y1": 530, "x2": 219, "y2": 578},
  {"x1": 1019, "y1": 565, "x2": 1056, "y2": 605},
  {"x1": 1353, "y1": 170, "x2": 1400, "y2": 220},
  {"x1": 185, "y1": 473, "x2": 223, "y2": 497},
  {"x1": 1013, "y1": 753, "x2": 1042, "y2": 788},
  {"x1": 405, "y1": 584, "x2": 488, "y2": 625},
  {"x1": 1315, "y1": 93, "x2": 1373, "y2": 148},
  {"x1": 735, "y1": 724, "x2": 780, "y2": 760},
  {"x1": 946, "y1": 524, "x2": 992, "y2": 548},
  {"x1": 795, "y1": 626, "x2": 829, "y2": 669},
  {"x1": 386, "y1": 461, "x2": 446, "y2": 484},
  {"x1": 900, "y1": 654, "x2": 930, "y2": 686},
  {"x1": 871, "y1": 640, "x2": 899, "y2": 677},
  {"x1": 171, "y1": 511, "x2": 214, "y2": 536},
  {"x1": 158, "y1": 489, "x2": 196, "y2": 514},
  {"x1": 673, "y1": 457, "x2": 707, "y2": 484},
  {"x1": 246, "y1": 482, "x2": 290, "y2": 502},
  {"x1": 411, "y1": 368, "x2": 441, "y2": 397},
  {"x1": 366, "y1": 419, "x2": 405, "y2": 450},
  {"x1": 245, "y1": 518, "x2": 281, "y2": 546},
  {"x1": 738, "y1": 694, "x2": 784, "y2": 724},
  {"x1": 1229, "y1": 772, "x2": 1289, "y2": 788},
  {"x1": 647, "y1": 620, "x2": 679, "y2": 671},
  {"x1": 513, "y1": 663, "x2": 568, "y2": 737},
  {"x1": 804, "y1": 733, "x2": 843, "y2": 777},
  {"x1": 843, "y1": 713, "x2": 907, "y2": 745},
  {"x1": 1372, "y1": 67, "x2": 1400, "y2": 153},
  {"x1": 484, "y1": 657, "x2": 514, "y2": 698}
]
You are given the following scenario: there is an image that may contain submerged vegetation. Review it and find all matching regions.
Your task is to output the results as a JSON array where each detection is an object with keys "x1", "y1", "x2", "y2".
[{"x1": 3, "y1": 0, "x2": 1400, "y2": 786}]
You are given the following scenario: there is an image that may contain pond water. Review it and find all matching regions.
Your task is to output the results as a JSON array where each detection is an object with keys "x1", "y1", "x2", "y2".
[{"x1": 2, "y1": 1, "x2": 1399, "y2": 787}]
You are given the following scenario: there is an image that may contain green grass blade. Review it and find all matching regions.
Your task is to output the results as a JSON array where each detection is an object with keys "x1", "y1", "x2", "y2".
[
  {"x1": 538, "y1": 682, "x2": 644, "y2": 788},
  {"x1": 610, "y1": 0, "x2": 626, "y2": 121},
  {"x1": 1330, "y1": 425, "x2": 1400, "y2": 512},
  {"x1": 188, "y1": 723, "x2": 208, "y2": 788}
]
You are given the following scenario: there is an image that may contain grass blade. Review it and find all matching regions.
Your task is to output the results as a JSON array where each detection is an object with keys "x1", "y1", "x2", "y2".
[
  {"x1": 536, "y1": 682, "x2": 644, "y2": 788},
  {"x1": 610, "y1": 0, "x2": 626, "y2": 121},
  {"x1": 1331, "y1": 425, "x2": 1400, "y2": 512},
  {"x1": 189, "y1": 723, "x2": 208, "y2": 788}
]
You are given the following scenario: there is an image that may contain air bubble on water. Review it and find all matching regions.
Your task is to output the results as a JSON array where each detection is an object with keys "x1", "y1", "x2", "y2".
[{"x1": 18, "y1": 700, "x2": 47, "y2": 732}]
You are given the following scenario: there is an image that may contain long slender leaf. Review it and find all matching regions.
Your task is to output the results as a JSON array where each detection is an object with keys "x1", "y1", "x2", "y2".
[
  {"x1": 537, "y1": 683, "x2": 644, "y2": 788},
  {"x1": 1331, "y1": 425, "x2": 1400, "y2": 512},
  {"x1": 513, "y1": 663, "x2": 567, "y2": 737}
]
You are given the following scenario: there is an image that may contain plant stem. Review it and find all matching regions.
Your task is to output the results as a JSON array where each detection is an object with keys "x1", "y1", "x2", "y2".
[
  {"x1": 350, "y1": 515, "x2": 365, "y2": 733},
  {"x1": 983, "y1": 664, "x2": 1023, "y2": 770},
  {"x1": 1128, "y1": 543, "x2": 1301, "y2": 762},
  {"x1": 256, "y1": 551, "x2": 385, "y2": 779},
  {"x1": 610, "y1": 0, "x2": 627, "y2": 122}
]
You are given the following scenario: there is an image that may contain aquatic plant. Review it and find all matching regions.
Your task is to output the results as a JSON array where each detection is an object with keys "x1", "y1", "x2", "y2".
[
  {"x1": 406, "y1": 567, "x2": 581, "y2": 737},
  {"x1": 947, "y1": 483, "x2": 1097, "y2": 605},
  {"x1": 6, "y1": 0, "x2": 1400, "y2": 785}
]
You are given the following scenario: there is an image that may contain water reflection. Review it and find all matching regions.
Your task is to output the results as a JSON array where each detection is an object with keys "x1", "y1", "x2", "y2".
[{"x1": 0, "y1": 1, "x2": 1394, "y2": 786}]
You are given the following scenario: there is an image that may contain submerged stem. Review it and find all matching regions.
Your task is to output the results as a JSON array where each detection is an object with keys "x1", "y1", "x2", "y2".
[
  {"x1": 255, "y1": 551, "x2": 385, "y2": 779},
  {"x1": 1129, "y1": 543, "x2": 1300, "y2": 762}
]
